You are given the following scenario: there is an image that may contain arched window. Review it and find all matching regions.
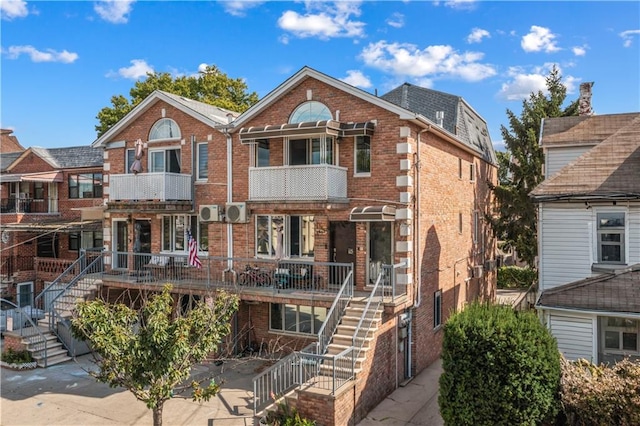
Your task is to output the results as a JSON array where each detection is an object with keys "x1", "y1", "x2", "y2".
[
  {"x1": 149, "y1": 118, "x2": 181, "y2": 141},
  {"x1": 289, "y1": 101, "x2": 332, "y2": 124}
]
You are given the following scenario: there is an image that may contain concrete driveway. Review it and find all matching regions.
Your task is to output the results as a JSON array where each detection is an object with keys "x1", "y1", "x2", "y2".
[{"x1": 1, "y1": 353, "x2": 265, "y2": 426}]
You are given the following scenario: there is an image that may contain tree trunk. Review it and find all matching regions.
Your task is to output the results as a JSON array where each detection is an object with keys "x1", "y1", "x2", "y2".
[{"x1": 153, "y1": 403, "x2": 163, "y2": 426}]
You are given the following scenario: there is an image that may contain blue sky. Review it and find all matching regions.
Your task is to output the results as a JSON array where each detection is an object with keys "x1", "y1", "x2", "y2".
[{"x1": 1, "y1": 1, "x2": 639, "y2": 151}]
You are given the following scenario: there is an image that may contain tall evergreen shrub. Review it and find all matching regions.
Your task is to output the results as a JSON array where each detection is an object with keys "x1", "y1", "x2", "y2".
[{"x1": 438, "y1": 302, "x2": 560, "y2": 425}]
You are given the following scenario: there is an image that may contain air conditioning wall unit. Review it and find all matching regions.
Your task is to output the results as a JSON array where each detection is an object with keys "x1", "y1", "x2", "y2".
[
  {"x1": 225, "y1": 202, "x2": 248, "y2": 223},
  {"x1": 484, "y1": 259, "x2": 497, "y2": 272},
  {"x1": 199, "y1": 205, "x2": 221, "y2": 222},
  {"x1": 473, "y1": 265, "x2": 484, "y2": 278}
]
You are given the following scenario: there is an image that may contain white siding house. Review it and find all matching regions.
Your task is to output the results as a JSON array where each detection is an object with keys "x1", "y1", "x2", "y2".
[{"x1": 532, "y1": 112, "x2": 640, "y2": 363}]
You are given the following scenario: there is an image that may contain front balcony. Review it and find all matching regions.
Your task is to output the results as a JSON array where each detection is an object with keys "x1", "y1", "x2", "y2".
[
  {"x1": 109, "y1": 173, "x2": 192, "y2": 202},
  {"x1": 249, "y1": 165, "x2": 347, "y2": 202},
  {"x1": 0, "y1": 197, "x2": 58, "y2": 214}
]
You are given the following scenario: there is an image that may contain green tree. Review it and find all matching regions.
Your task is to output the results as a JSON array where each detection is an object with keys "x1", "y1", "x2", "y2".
[
  {"x1": 95, "y1": 64, "x2": 259, "y2": 136},
  {"x1": 71, "y1": 285, "x2": 239, "y2": 426},
  {"x1": 439, "y1": 302, "x2": 561, "y2": 425},
  {"x1": 488, "y1": 66, "x2": 578, "y2": 266}
]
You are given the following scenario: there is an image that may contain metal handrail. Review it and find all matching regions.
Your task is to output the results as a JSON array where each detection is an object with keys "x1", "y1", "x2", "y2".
[
  {"x1": 34, "y1": 254, "x2": 86, "y2": 313},
  {"x1": 317, "y1": 269, "x2": 353, "y2": 354},
  {"x1": 352, "y1": 269, "x2": 385, "y2": 364},
  {"x1": 1, "y1": 298, "x2": 50, "y2": 367}
]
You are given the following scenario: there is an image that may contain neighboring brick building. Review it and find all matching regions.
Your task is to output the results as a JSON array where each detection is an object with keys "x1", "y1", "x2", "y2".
[
  {"x1": 0, "y1": 145, "x2": 103, "y2": 306},
  {"x1": 85, "y1": 67, "x2": 497, "y2": 424}
]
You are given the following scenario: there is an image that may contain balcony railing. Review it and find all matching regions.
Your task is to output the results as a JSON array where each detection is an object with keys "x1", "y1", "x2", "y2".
[
  {"x1": 0, "y1": 197, "x2": 57, "y2": 214},
  {"x1": 109, "y1": 173, "x2": 192, "y2": 201},
  {"x1": 249, "y1": 165, "x2": 347, "y2": 201}
]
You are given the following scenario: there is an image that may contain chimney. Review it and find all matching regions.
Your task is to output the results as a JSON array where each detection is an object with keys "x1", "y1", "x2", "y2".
[{"x1": 579, "y1": 82, "x2": 594, "y2": 116}]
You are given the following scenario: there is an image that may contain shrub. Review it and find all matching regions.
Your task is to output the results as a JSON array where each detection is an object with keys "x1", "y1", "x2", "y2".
[
  {"x1": 1, "y1": 347, "x2": 34, "y2": 364},
  {"x1": 439, "y1": 302, "x2": 560, "y2": 426},
  {"x1": 560, "y1": 357, "x2": 640, "y2": 425},
  {"x1": 264, "y1": 393, "x2": 315, "y2": 426},
  {"x1": 497, "y1": 266, "x2": 537, "y2": 289}
]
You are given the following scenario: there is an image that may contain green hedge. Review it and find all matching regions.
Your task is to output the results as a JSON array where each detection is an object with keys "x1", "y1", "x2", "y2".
[
  {"x1": 497, "y1": 266, "x2": 537, "y2": 289},
  {"x1": 439, "y1": 302, "x2": 560, "y2": 426}
]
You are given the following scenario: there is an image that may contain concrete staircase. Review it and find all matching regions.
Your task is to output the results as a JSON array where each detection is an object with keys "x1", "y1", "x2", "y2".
[
  {"x1": 322, "y1": 298, "x2": 382, "y2": 374},
  {"x1": 19, "y1": 324, "x2": 72, "y2": 367}
]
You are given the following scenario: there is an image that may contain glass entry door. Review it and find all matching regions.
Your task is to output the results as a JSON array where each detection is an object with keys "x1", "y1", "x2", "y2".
[
  {"x1": 368, "y1": 222, "x2": 393, "y2": 285},
  {"x1": 113, "y1": 220, "x2": 128, "y2": 269}
]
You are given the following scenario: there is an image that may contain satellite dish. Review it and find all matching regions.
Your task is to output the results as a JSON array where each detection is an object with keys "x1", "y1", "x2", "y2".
[{"x1": 1, "y1": 231, "x2": 9, "y2": 244}]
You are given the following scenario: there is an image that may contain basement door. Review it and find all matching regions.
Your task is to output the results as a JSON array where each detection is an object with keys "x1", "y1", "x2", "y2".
[{"x1": 329, "y1": 222, "x2": 356, "y2": 287}]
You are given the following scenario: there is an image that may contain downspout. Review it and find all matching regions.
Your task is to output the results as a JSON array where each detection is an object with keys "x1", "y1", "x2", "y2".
[
  {"x1": 225, "y1": 129, "x2": 234, "y2": 269},
  {"x1": 191, "y1": 135, "x2": 196, "y2": 213}
]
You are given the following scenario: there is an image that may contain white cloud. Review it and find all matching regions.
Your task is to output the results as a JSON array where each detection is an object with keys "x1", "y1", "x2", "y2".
[
  {"x1": 497, "y1": 64, "x2": 577, "y2": 101},
  {"x1": 341, "y1": 70, "x2": 372, "y2": 88},
  {"x1": 94, "y1": 0, "x2": 135, "y2": 24},
  {"x1": 521, "y1": 25, "x2": 560, "y2": 53},
  {"x1": 222, "y1": 1, "x2": 264, "y2": 17},
  {"x1": 572, "y1": 45, "x2": 587, "y2": 56},
  {"x1": 386, "y1": 12, "x2": 404, "y2": 29},
  {"x1": 620, "y1": 29, "x2": 640, "y2": 47},
  {"x1": 466, "y1": 28, "x2": 490, "y2": 44},
  {"x1": 360, "y1": 40, "x2": 496, "y2": 82},
  {"x1": 443, "y1": 0, "x2": 477, "y2": 11},
  {"x1": 107, "y1": 59, "x2": 154, "y2": 80},
  {"x1": 3, "y1": 45, "x2": 78, "y2": 63},
  {"x1": 1, "y1": 0, "x2": 28, "y2": 20},
  {"x1": 278, "y1": 1, "x2": 365, "y2": 40}
]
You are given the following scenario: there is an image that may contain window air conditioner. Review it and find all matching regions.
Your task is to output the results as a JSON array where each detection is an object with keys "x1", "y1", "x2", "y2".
[
  {"x1": 225, "y1": 202, "x2": 248, "y2": 223},
  {"x1": 199, "y1": 205, "x2": 221, "y2": 222}
]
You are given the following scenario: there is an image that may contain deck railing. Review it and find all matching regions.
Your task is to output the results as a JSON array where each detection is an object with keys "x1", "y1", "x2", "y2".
[
  {"x1": 99, "y1": 251, "x2": 353, "y2": 296},
  {"x1": 109, "y1": 172, "x2": 192, "y2": 201},
  {"x1": 249, "y1": 164, "x2": 347, "y2": 201},
  {"x1": 0, "y1": 197, "x2": 57, "y2": 214}
]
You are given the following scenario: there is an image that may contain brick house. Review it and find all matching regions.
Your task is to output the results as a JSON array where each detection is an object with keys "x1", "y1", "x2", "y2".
[
  {"x1": 44, "y1": 67, "x2": 496, "y2": 424},
  {"x1": 0, "y1": 144, "x2": 103, "y2": 309},
  {"x1": 532, "y1": 110, "x2": 640, "y2": 364}
]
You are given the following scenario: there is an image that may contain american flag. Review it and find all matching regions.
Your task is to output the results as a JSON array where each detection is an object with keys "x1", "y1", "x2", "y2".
[{"x1": 187, "y1": 230, "x2": 202, "y2": 269}]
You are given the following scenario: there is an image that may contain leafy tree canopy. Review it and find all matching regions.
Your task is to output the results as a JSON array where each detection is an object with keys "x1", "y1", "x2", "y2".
[
  {"x1": 489, "y1": 66, "x2": 578, "y2": 267},
  {"x1": 71, "y1": 285, "x2": 239, "y2": 426},
  {"x1": 95, "y1": 65, "x2": 259, "y2": 137}
]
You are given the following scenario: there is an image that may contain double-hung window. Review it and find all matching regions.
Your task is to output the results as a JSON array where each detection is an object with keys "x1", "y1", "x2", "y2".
[
  {"x1": 69, "y1": 173, "x2": 103, "y2": 198},
  {"x1": 197, "y1": 143, "x2": 208, "y2": 180},
  {"x1": 602, "y1": 317, "x2": 638, "y2": 354},
  {"x1": 69, "y1": 231, "x2": 104, "y2": 251},
  {"x1": 597, "y1": 212, "x2": 625, "y2": 264},
  {"x1": 355, "y1": 135, "x2": 371, "y2": 175},
  {"x1": 126, "y1": 149, "x2": 135, "y2": 174}
]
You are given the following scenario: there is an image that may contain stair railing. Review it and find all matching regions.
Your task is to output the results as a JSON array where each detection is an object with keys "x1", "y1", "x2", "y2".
[
  {"x1": 352, "y1": 267, "x2": 386, "y2": 365},
  {"x1": 316, "y1": 267, "x2": 353, "y2": 355},
  {"x1": 1, "y1": 298, "x2": 51, "y2": 367},
  {"x1": 34, "y1": 253, "x2": 87, "y2": 314}
]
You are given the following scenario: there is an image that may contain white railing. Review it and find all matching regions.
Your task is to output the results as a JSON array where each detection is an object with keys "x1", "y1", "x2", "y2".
[
  {"x1": 109, "y1": 173, "x2": 192, "y2": 201},
  {"x1": 249, "y1": 165, "x2": 347, "y2": 201}
]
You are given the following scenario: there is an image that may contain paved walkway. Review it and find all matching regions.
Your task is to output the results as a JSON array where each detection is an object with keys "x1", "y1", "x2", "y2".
[{"x1": 358, "y1": 358, "x2": 444, "y2": 426}]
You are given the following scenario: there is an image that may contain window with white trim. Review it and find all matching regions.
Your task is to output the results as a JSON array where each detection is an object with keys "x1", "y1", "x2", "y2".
[
  {"x1": 161, "y1": 215, "x2": 208, "y2": 253},
  {"x1": 597, "y1": 212, "x2": 625, "y2": 264},
  {"x1": 355, "y1": 135, "x2": 371, "y2": 175},
  {"x1": 289, "y1": 101, "x2": 332, "y2": 124},
  {"x1": 197, "y1": 142, "x2": 208, "y2": 180},
  {"x1": 17, "y1": 282, "x2": 34, "y2": 308},
  {"x1": 149, "y1": 148, "x2": 181, "y2": 173},
  {"x1": 126, "y1": 149, "x2": 135, "y2": 174},
  {"x1": 69, "y1": 173, "x2": 103, "y2": 198},
  {"x1": 288, "y1": 137, "x2": 335, "y2": 166},
  {"x1": 434, "y1": 290, "x2": 442, "y2": 328},
  {"x1": 256, "y1": 215, "x2": 314, "y2": 258},
  {"x1": 149, "y1": 118, "x2": 181, "y2": 141},
  {"x1": 270, "y1": 303, "x2": 327, "y2": 335},
  {"x1": 253, "y1": 139, "x2": 270, "y2": 167},
  {"x1": 602, "y1": 317, "x2": 638, "y2": 354}
]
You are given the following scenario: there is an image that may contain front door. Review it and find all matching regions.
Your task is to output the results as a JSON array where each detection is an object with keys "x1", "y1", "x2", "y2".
[
  {"x1": 368, "y1": 222, "x2": 393, "y2": 285},
  {"x1": 329, "y1": 222, "x2": 356, "y2": 286},
  {"x1": 113, "y1": 220, "x2": 128, "y2": 269}
]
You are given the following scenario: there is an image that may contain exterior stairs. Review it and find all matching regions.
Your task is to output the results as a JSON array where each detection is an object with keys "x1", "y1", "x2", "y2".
[
  {"x1": 322, "y1": 298, "x2": 382, "y2": 375},
  {"x1": 19, "y1": 324, "x2": 72, "y2": 367}
]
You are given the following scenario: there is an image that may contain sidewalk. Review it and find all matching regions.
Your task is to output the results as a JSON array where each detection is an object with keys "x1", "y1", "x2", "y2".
[{"x1": 358, "y1": 358, "x2": 444, "y2": 426}]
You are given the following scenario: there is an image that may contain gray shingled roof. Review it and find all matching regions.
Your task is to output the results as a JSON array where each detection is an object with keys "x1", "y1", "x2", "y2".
[
  {"x1": 381, "y1": 83, "x2": 496, "y2": 164},
  {"x1": 0, "y1": 152, "x2": 22, "y2": 172},
  {"x1": 537, "y1": 266, "x2": 640, "y2": 313},
  {"x1": 159, "y1": 91, "x2": 240, "y2": 125},
  {"x1": 31, "y1": 146, "x2": 103, "y2": 169},
  {"x1": 531, "y1": 114, "x2": 640, "y2": 200},
  {"x1": 541, "y1": 113, "x2": 640, "y2": 147}
]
